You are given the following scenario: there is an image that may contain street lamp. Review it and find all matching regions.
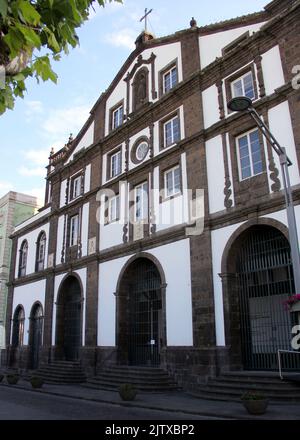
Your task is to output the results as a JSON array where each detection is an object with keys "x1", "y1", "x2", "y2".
[{"x1": 227, "y1": 96, "x2": 300, "y2": 294}]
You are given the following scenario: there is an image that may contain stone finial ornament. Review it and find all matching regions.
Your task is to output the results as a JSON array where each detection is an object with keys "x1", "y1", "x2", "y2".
[{"x1": 190, "y1": 17, "x2": 197, "y2": 28}]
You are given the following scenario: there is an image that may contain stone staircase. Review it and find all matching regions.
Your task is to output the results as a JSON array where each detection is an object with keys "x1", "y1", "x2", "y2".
[
  {"x1": 85, "y1": 366, "x2": 179, "y2": 392},
  {"x1": 189, "y1": 371, "x2": 300, "y2": 402},
  {"x1": 34, "y1": 361, "x2": 86, "y2": 384}
]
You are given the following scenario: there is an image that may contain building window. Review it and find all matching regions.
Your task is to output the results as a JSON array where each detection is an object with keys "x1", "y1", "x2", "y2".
[
  {"x1": 108, "y1": 195, "x2": 120, "y2": 223},
  {"x1": 164, "y1": 166, "x2": 181, "y2": 198},
  {"x1": 12, "y1": 306, "x2": 25, "y2": 347},
  {"x1": 231, "y1": 71, "x2": 255, "y2": 100},
  {"x1": 70, "y1": 174, "x2": 82, "y2": 201},
  {"x1": 237, "y1": 129, "x2": 263, "y2": 180},
  {"x1": 163, "y1": 66, "x2": 178, "y2": 94},
  {"x1": 112, "y1": 105, "x2": 124, "y2": 130},
  {"x1": 36, "y1": 232, "x2": 46, "y2": 272},
  {"x1": 18, "y1": 240, "x2": 28, "y2": 277},
  {"x1": 110, "y1": 149, "x2": 122, "y2": 179},
  {"x1": 70, "y1": 214, "x2": 79, "y2": 247},
  {"x1": 164, "y1": 115, "x2": 180, "y2": 148},
  {"x1": 135, "y1": 182, "x2": 148, "y2": 222}
]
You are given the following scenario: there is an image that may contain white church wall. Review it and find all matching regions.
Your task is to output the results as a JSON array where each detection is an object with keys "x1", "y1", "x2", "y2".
[
  {"x1": 81, "y1": 203, "x2": 90, "y2": 258},
  {"x1": 51, "y1": 268, "x2": 87, "y2": 346},
  {"x1": 99, "y1": 181, "x2": 126, "y2": 251},
  {"x1": 66, "y1": 122, "x2": 95, "y2": 164},
  {"x1": 60, "y1": 179, "x2": 67, "y2": 208},
  {"x1": 211, "y1": 221, "x2": 245, "y2": 347},
  {"x1": 268, "y1": 101, "x2": 300, "y2": 188},
  {"x1": 11, "y1": 279, "x2": 46, "y2": 345},
  {"x1": 199, "y1": 22, "x2": 265, "y2": 69},
  {"x1": 56, "y1": 215, "x2": 65, "y2": 266},
  {"x1": 15, "y1": 223, "x2": 50, "y2": 278},
  {"x1": 98, "y1": 238, "x2": 193, "y2": 348},
  {"x1": 202, "y1": 85, "x2": 219, "y2": 129},
  {"x1": 155, "y1": 152, "x2": 189, "y2": 232},
  {"x1": 105, "y1": 42, "x2": 183, "y2": 136},
  {"x1": 206, "y1": 135, "x2": 226, "y2": 214},
  {"x1": 84, "y1": 164, "x2": 91, "y2": 194},
  {"x1": 261, "y1": 45, "x2": 285, "y2": 96}
]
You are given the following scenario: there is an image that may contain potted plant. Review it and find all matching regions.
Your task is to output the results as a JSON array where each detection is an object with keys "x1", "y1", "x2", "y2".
[
  {"x1": 6, "y1": 374, "x2": 20, "y2": 385},
  {"x1": 30, "y1": 376, "x2": 44, "y2": 389},
  {"x1": 241, "y1": 391, "x2": 269, "y2": 415},
  {"x1": 283, "y1": 294, "x2": 300, "y2": 312},
  {"x1": 119, "y1": 383, "x2": 137, "y2": 401}
]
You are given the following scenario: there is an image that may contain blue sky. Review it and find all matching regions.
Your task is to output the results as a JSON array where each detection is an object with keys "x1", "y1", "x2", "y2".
[{"x1": 0, "y1": 0, "x2": 267, "y2": 204}]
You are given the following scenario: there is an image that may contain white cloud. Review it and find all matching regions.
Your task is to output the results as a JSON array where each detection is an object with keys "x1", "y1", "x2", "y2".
[
  {"x1": 25, "y1": 100, "x2": 44, "y2": 122},
  {"x1": 42, "y1": 105, "x2": 90, "y2": 139},
  {"x1": 18, "y1": 166, "x2": 46, "y2": 177},
  {"x1": 105, "y1": 28, "x2": 136, "y2": 50},
  {"x1": 88, "y1": 0, "x2": 123, "y2": 20}
]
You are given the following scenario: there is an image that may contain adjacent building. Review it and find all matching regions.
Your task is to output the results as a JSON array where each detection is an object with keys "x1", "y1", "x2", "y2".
[
  {"x1": 0, "y1": 192, "x2": 38, "y2": 351},
  {"x1": 3, "y1": 0, "x2": 300, "y2": 384}
]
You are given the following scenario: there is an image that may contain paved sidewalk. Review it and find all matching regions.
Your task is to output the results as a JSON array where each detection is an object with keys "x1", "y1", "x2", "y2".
[{"x1": 0, "y1": 379, "x2": 300, "y2": 420}]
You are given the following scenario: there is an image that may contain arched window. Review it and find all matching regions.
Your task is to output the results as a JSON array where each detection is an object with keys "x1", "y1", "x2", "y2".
[
  {"x1": 36, "y1": 232, "x2": 46, "y2": 272},
  {"x1": 12, "y1": 306, "x2": 25, "y2": 347},
  {"x1": 18, "y1": 240, "x2": 28, "y2": 277}
]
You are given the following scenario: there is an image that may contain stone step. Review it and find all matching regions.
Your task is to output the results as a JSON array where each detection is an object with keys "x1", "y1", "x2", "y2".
[
  {"x1": 199, "y1": 381, "x2": 300, "y2": 394},
  {"x1": 88, "y1": 376, "x2": 177, "y2": 387},
  {"x1": 35, "y1": 361, "x2": 86, "y2": 384},
  {"x1": 98, "y1": 371, "x2": 172, "y2": 381},
  {"x1": 214, "y1": 376, "x2": 299, "y2": 389},
  {"x1": 86, "y1": 379, "x2": 179, "y2": 392},
  {"x1": 190, "y1": 386, "x2": 300, "y2": 402}
]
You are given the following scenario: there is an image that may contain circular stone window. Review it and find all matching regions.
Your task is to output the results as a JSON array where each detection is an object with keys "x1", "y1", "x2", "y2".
[
  {"x1": 136, "y1": 142, "x2": 149, "y2": 161},
  {"x1": 131, "y1": 137, "x2": 150, "y2": 165}
]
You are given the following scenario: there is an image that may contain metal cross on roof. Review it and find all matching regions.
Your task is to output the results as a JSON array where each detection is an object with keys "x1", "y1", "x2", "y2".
[{"x1": 140, "y1": 8, "x2": 153, "y2": 33}]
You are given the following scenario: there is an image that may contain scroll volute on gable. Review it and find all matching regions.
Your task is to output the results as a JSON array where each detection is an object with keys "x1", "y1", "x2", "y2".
[{"x1": 132, "y1": 67, "x2": 149, "y2": 112}]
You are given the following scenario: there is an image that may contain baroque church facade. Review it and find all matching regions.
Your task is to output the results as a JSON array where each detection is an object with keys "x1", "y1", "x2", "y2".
[{"x1": 3, "y1": 0, "x2": 300, "y2": 385}]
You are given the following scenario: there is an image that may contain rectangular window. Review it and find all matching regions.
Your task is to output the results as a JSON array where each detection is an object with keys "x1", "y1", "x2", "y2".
[
  {"x1": 163, "y1": 66, "x2": 178, "y2": 94},
  {"x1": 135, "y1": 182, "x2": 148, "y2": 222},
  {"x1": 237, "y1": 129, "x2": 263, "y2": 180},
  {"x1": 112, "y1": 105, "x2": 124, "y2": 130},
  {"x1": 109, "y1": 195, "x2": 120, "y2": 223},
  {"x1": 71, "y1": 175, "x2": 82, "y2": 200},
  {"x1": 164, "y1": 115, "x2": 180, "y2": 148},
  {"x1": 70, "y1": 215, "x2": 79, "y2": 247},
  {"x1": 231, "y1": 71, "x2": 255, "y2": 100},
  {"x1": 164, "y1": 166, "x2": 181, "y2": 198},
  {"x1": 110, "y1": 150, "x2": 122, "y2": 178}
]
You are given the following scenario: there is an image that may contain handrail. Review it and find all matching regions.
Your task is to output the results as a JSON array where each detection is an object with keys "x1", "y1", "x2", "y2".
[{"x1": 277, "y1": 349, "x2": 300, "y2": 380}]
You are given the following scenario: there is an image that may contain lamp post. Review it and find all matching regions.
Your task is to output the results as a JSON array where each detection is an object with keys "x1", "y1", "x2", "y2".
[{"x1": 227, "y1": 96, "x2": 300, "y2": 294}]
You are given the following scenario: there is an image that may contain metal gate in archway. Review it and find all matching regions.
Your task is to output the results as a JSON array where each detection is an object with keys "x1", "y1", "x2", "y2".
[
  {"x1": 237, "y1": 226, "x2": 300, "y2": 371},
  {"x1": 128, "y1": 260, "x2": 162, "y2": 366}
]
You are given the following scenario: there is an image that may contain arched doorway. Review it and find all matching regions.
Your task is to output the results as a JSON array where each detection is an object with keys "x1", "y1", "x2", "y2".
[
  {"x1": 12, "y1": 306, "x2": 25, "y2": 348},
  {"x1": 29, "y1": 303, "x2": 43, "y2": 369},
  {"x1": 117, "y1": 257, "x2": 164, "y2": 366},
  {"x1": 227, "y1": 224, "x2": 297, "y2": 370},
  {"x1": 56, "y1": 276, "x2": 82, "y2": 361}
]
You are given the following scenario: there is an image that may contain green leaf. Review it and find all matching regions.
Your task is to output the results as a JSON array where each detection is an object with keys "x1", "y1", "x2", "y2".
[
  {"x1": 0, "y1": 0, "x2": 8, "y2": 19},
  {"x1": 33, "y1": 56, "x2": 57, "y2": 83},
  {"x1": 15, "y1": 24, "x2": 42, "y2": 49},
  {"x1": 17, "y1": 0, "x2": 41, "y2": 25},
  {"x1": 3, "y1": 27, "x2": 26, "y2": 59}
]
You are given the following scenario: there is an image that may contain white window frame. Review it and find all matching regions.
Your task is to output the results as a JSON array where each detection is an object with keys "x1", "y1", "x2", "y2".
[
  {"x1": 112, "y1": 105, "x2": 124, "y2": 130},
  {"x1": 72, "y1": 175, "x2": 82, "y2": 200},
  {"x1": 135, "y1": 182, "x2": 149, "y2": 222},
  {"x1": 110, "y1": 150, "x2": 122, "y2": 179},
  {"x1": 231, "y1": 70, "x2": 255, "y2": 101},
  {"x1": 163, "y1": 66, "x2": 178, "y2": 94},
  {"x1": 164, "y1": 165, "x2": 181, "y2": 198},
  {"x1": 236, "y1": 128, "x2": 263, "y2": 181},
  {"x1": 108, "y1": 195, "x2": 120, "y2": 223},
  {"x1": 70, "y1": 214, "x2": 79, "y2": 247},
  {"x1": 163, "y1": 115, "x2": 180, "y2": 148}
]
